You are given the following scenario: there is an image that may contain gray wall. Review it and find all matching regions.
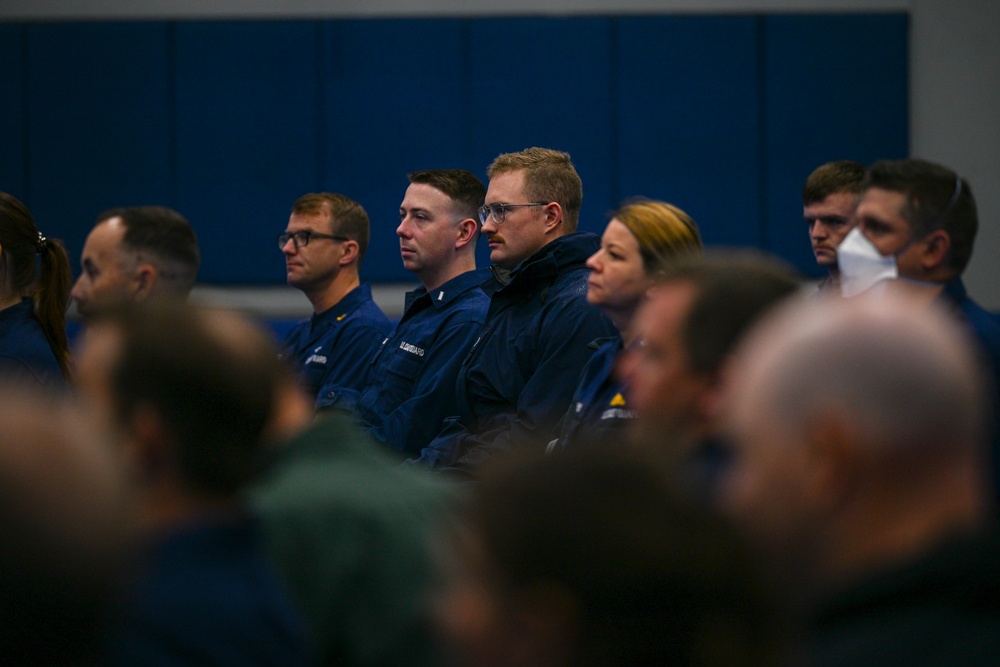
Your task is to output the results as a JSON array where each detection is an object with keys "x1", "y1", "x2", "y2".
[
  {"x1": 911, "y1": 0, "x2": 1000, "y2": 309},
  {"x1": 4, "y1": 0, "x2": 998, "y2": 309}
]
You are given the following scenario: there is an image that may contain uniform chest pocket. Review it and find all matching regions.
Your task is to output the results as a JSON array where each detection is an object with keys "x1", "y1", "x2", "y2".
[{"x1": 378, "y1": 345, "x2": 427, "y2": 405}]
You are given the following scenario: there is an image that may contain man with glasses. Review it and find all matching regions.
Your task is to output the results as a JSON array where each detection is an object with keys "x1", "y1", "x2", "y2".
[
  {"x1": 418, "y1": 147, "x2": 615, "y2": 475},
  {"x1": 279, "y1": 192, "x2": 391, "y2": 403},
  {"x1": 332, "y1": 169, "x2": 490, "y2": 457}
]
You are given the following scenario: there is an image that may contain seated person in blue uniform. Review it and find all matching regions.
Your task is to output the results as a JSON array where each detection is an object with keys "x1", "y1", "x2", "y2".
[
  {"x1": 337, "y1": 169, "x2": 489, "y2": 457},
  {"x1": 844, "y1": 158, "x2": 1000, "y2": 500},
  {"x1": 0, "y1": 192, "x2": 73, "y2": 390},
  {"x1": 549, "y1": 198, "x2": 701, "y2": 451},
  {"x1": 721, "y1": 291, "x2": 1000, "y2": 667},
  {"x1": 801, "y1": 160, "x2": 865, "y2": 294},
  {"x1": 278, "y1": 192, "x2": 391, "y2": 405},
  {"x1": 619, "y1": 253, "x2": 800, "y2": 502},
  {"x1": 418, "y1": 148, "x2": 616, "y2": 475},
  {"x1": 71, "y1": 205, "x2": 200, "y2": 321},
  {"x1": 74, "y1": 300, "x2": 309, "y2": 667}
]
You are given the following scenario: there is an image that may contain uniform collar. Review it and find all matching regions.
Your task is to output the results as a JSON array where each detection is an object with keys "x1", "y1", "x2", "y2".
[{"x1": 404, "y1": 267, "x2": 489, "y2": 313}]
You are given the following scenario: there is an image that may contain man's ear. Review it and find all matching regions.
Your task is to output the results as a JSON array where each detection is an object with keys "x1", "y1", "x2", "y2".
[
  {"x1": 919, "y1": 229, "x2": 951, "y2": 272},
  {"x1": 338, "y1": 240, "x2": 361, "y2": 266},
  {"x1": 456, "y1": 218, "x2": 479, "y2": 250},
  {"x1": 541, "y1": 202, "x2": 564, "y2": 234},
  {"x1": 133, "y1": 264, "x2": 158, "y2": 299}
]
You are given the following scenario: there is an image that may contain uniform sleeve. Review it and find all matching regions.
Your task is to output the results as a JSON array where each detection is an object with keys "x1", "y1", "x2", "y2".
[
  {"x1": 443, "y1": 297, "x2": 614, "y2": 477},
  {"x1": 365, "y1": 319, "x2": 484, "y2": 458}
]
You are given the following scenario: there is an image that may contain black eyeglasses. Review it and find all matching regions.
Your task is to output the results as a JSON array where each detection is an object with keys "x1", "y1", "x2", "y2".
[
  {"x1": 278, "y1": 230, "x2": 350, "y2": 250},
  {"x1": 477, "y1": 202, "x2": 548, "y2": 225}
]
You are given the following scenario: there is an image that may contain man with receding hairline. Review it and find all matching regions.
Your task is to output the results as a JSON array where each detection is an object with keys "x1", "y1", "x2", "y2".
[
  {"x1": 71, "y1": 205, "x2": 200, "y2": 320},
  {"x1": 419, "y1": 147, "x2": 614, "y2": 475}
]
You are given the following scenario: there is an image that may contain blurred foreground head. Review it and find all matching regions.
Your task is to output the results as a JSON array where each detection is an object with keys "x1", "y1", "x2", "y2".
[
  {"x1": 74, "y1": 298, "x2": 286, "y2": 511},
  {"x1": 722, "y1": 290, "x2": 990, "y2": 594},
  {"x1": 0, "y1": 387, "x2": 132, "y2": 665},
  {"x1": 622, "y1": 251, "x2": 801, "y2": 449},
  {"x1": 435, "y1": 445, "x2": 783, "y2": 667}
]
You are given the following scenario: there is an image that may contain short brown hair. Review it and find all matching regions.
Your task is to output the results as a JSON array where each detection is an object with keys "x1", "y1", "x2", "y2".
[
  {"x1": 659, "y1": 252, "x2": 801, "y2": 377},
  {"x1": 292, "y1": 193, "x2": 370, "y2": 261},
  {"x1": 464, "y1": 444, "x2": 782, "y2": 666},
  {"x1": 407, "y1": 169, "x2": 486, "y2": 221},
  {"x1": 862, "y1": 158, "x2": 977, "y2": 277},
  {"x1": 802, "y1": 160, "x2": 865, "y2": 206},
  {"x1": 487, "y1": 147, "x2": 583, "y2": 232}
]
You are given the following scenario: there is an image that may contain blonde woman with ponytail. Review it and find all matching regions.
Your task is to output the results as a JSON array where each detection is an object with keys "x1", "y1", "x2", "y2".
[{"x1": 0, "y1": 193, "x2": 73, "y2": 388}]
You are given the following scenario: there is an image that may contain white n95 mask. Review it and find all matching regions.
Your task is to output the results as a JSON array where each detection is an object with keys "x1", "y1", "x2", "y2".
[{"x1": 837, "y1": 227, "x2": 898, "y2": 298}]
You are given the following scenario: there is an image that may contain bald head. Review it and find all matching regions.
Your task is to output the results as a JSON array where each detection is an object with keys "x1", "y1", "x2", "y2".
[
  {"x1": 723, "y1": 291, "x2": 990, "y2": 589},
  {"x1": 732, "y1": 292, "x2": 986, "y2": 459}
]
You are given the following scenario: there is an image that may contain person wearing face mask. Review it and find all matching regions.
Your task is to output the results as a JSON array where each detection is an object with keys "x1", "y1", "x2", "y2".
[
  {"x1": 841, "y1": 158, "x2": 1000, "y2": 499},
  {"x1": 547, "y1": 199, "x2": 702, "y2": 451}
]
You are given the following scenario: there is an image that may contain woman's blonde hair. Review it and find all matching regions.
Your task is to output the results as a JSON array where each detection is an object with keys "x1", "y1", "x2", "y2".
[{"x1": 612, "y1": 198, "x2": 702, "y2": 276}]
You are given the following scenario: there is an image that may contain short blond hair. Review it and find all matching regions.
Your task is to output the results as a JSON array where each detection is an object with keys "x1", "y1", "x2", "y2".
[{"x1": 487, "y1": 147, "x2": 583, "y2": 232}]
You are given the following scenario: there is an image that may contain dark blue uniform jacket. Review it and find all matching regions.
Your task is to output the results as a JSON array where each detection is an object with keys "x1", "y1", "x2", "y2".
[
  {"x1": 109, "y1": 515, "x2": 309, "y2": 667},
  {"x1": 418, "y1": 232, "x2": 615, "y2": 474},
  {"x1": 550, "y1": 337, "x2": 636, "y2": 451},
  {"x1": 353, "y1": 268, "x2": 490, "y2": 457},
  {"x1": 0, "y1": 299, "x2": 66, "y2": 391},
  {"x1": 282, "y1": 283, "x2": 391, "y2": 404},
  {"x1": 940, "y1": 279, "x2": 1000, "y2": 500}
]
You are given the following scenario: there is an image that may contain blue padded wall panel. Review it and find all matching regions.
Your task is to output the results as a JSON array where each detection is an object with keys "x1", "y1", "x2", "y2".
[
  {"x1": 25, "y1": 23, "x2": 171, "y2": 264},
  {"x1": 0, "y1": 26, "x2": 26, "y2": 200},
  {"x1": 0, "y1": 14, "x2": 910, "y2": 288},
  {"x1": 467, "y1": 18, "x2": 615, "y2": 238},
  {"x1": 174, "y1": 21, "x2": 322, "y2": 284},
  {"x1": 322, "y1": 19, "x2": 470, "y2": 285},
  {"x1": 616, "y1": 16, "x2": 762, "y2": 248},
  {"x1": 763, "y1": 14, "x2": 908, "y2": 277}
]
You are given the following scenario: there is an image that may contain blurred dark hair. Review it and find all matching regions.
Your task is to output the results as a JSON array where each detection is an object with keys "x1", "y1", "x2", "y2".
[{"x1": 464, "y1": 444, "x2": 784, "y2": 666}]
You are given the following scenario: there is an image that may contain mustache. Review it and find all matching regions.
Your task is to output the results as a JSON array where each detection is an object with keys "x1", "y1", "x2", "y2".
[{"x1": 487, "y1": 233, "x2": 505, "y2": 244}]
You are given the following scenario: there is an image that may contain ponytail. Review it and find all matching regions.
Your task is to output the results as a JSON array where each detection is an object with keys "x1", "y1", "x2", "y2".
[
  {"x1": 34, "y1": 236, "x2": 73, "y2": 380},
  {"x1": 0, "y1": 193, "x2": 73, "y2": 381}
]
